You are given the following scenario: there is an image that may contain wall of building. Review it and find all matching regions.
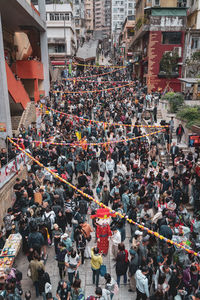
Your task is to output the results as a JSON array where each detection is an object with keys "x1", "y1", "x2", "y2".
[
  {"x1": 0, "y1": 166, "x2": 28, "y2": 227},
  {"x1": 160, "y1": 0, "x2": 178, "y2": 7},
  {"x1": 147, "y1": 30, "x2": 185, "y2": 92},
  {"x1": 22, "y1": 79, "x2": 35, "y2": 99},
  {"x1": 14, "y1": 32, "x2": 32, "y2": 61},
  {"x1": 84, "y1": 0, "x2": 93, "y2": 31}
]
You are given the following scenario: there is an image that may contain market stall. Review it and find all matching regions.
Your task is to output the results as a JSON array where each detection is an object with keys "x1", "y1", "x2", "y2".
[{"x1": 0, "y1": 234, "x2": 22, "y2": 280}]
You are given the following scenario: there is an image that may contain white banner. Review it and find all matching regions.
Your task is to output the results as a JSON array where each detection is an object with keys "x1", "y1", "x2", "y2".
[{"x1": 0, "y1": 151, "x2": 30, "y2": 189}]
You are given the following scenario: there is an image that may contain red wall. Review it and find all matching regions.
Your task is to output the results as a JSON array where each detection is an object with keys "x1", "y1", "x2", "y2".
[
  {"x1": 15, "y1": 60, "x2": 44, "y2": 80},
  {"x1": 5, "y1": 62, "x2": 30, "y2": 109},
  {"x1": 147, "y1": 30, "x2": 185, "y2": 92}
]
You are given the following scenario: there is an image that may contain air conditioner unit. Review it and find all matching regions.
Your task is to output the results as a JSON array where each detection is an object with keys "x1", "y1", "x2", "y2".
[
  {"x1": 164, "y1": 51, "x2": 173, "y2": 56},
  {"x1": 173, "y1": 47, "x2": 182, "y2": 58}
]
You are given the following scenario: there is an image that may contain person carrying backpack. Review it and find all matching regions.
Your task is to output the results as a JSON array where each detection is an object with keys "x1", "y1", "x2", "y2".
[{"x1": 38, "y1": 269, "x2": 51, "y2": 299}]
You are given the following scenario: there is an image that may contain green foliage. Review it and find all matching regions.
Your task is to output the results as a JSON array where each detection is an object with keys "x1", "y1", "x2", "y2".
[
  {"x1": 185, "y1": 50, "x2": 200, "y2": 77},
  {"x1": 177, "y1": 106, "x2": 200, "y2": 128},
  {"x1": 160, "y1": 52, "x2": 179, "y2": 75},
  {"x1": 135, "y1": 17, "x2": 143, "y2": 30},
  {"x1": 163, "y1": 92, "x2": 184, "y2": 113}
]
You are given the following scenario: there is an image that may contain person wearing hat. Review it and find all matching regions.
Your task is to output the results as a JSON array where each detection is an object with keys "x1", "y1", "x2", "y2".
[
  {"x1": 61, "y1": 233, "x2": 72, "y2": 252},
  {"x1": 128, "y1": 248, "x2": 139, "y2": 292},
  {"x1": 132, "y1": 231, "x2": 143, "y2": 251}
]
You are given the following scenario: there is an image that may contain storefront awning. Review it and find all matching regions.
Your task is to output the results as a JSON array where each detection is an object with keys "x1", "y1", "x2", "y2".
[
  {"x1": 178, "y1": 78, "x2": 200, "y2": 84},
  {"x1": 51, "y1": 61, "x2": 65, "y2": 66}
]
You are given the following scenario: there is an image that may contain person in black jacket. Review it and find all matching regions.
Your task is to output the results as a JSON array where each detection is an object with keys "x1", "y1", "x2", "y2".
[
  {"x1": 115, "y1": 243, "x2": 129, "y2": 287},
  {"x1": 128, "y1": 248, "x2": 139, "y2": 292},
  {"x1": 28, "y1": 221, "x2": 44, "y2": 258}
]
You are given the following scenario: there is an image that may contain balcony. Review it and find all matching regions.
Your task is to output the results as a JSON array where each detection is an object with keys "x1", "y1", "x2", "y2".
[
  {"x1": 130, "y1": 24, "x2": 149, "y2": 47},
  {"x1": 14, "y1": 60, "x2": 44, "y2": 80}
]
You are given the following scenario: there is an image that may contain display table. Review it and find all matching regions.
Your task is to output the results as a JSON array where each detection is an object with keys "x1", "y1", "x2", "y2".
[{"x1": 0, "y1": 234, "x2": 22, "y2": 280}]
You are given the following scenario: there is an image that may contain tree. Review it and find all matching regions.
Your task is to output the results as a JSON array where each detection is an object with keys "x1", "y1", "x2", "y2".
[{"x1": 159, "y1": 52, "x2": 179, "y2": 76}]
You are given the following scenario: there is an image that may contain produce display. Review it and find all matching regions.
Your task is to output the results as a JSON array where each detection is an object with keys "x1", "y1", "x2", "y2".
[{"x1": 0, "y1": 234, "x2": 22, "y2": 279}]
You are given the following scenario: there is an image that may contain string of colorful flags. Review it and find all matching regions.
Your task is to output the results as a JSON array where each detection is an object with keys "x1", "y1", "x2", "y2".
[
  {"x1": 46, "y1": 107, "x2": 169, "y2": 129},
  {"x1": 8, "y1": 137, "x2": 200, "y2": 258},
  {"x1": 72, "y1": 62, "x2": 126, "y2": 69},
  {"x1": 53, "y1": 83, "x2": 133, "y2": 94},
  {"x1": 66, "y1": 79, "x2": 132, "y2": 84},
  {"x1": 11, "y1": 129, "x2": 165, "y2": 147},
  {"x1": 67, "y1": 68, "x2": 123, "y2": 80}
]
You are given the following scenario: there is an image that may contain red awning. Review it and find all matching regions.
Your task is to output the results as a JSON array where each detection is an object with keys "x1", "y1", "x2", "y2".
[{"x1": 51, "y1": 61, "x2": 65, "y2": 66}]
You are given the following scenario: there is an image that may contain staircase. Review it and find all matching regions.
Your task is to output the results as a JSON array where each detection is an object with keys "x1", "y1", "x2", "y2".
[
  {"x1": 11, "y1": 116, "x2": 22, "y2": 131},
  {"x1": 12, "y1": 102, "x2": 36, "y2": 135},
  {"x1": 5, "y1": 61, "x2": 30, "y2": 109}
]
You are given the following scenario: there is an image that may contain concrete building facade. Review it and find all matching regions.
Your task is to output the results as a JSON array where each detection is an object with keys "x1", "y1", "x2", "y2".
[
  {"x1": 45, "y1": 3, "x2": 77, "y2": 63},
  {"x1": 73, "y1": 0, "x2": 85, "y2": 46},
  {"x1": 0, "y1": 0, "x2": 49, "y2": 139},
  {"x1": 112, "y1": 0, "x2": 135, "y2": 42},
  {"x1": 84, "y1": 0, "x2": 94, "y2": 33},
  {"x1": 94, "y1": 0, "x2": 111, "y2": 39}
]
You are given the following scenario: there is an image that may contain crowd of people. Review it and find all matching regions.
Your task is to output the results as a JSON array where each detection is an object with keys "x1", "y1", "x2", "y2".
[{"x1": 0, "y1": 64, "x2": 200, "y2": 300}]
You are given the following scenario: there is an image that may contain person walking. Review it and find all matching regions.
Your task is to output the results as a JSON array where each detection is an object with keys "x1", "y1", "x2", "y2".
[
  {"x1": 135, "y1": 266, "x2": 150, "y2": 300},
  {"x1": 91, "y1": 247, "x2": 103, "y2": 287},
  {"x1": 104, "y1": 273, "x2": 118, "y2": 300},
  {"x1": 90, "y1": 157, "x2": 99, "y2": 188},
  {"x1": 128, "y1": 248, "x2": 139, "y2": 293},
  {"x1": 110, "y1": 227, "x2": 121, "y2": 260},
  {"x1": 29, "y1": 251, "x2": 45, "y2": 298},
  {"x1": 170, "y1": 142, "x2": 179, "y2": 166},
  {"x1": 176, "y1": 124, "x2": 185, "y2": 144},
  {"x1": 153, "y1": 104, "x2": 157, "y2": 123},
  {"x1": 115, "y1": 243, "x2": 129, "y2": 286},
  {"x1": 65, "y1": 249, "x2": 81, "y2": 285},
  {"x1": 106, "y1": 156, "x2": 115, "y2": 183}
]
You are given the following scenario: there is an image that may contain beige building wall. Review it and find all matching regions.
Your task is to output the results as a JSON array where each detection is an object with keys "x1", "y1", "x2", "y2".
[
  {"x1": 14, "y1": 32, "x2": 32, "y2": 60},
  {"x1": 85, "y1": 0, "x2": 94, "y2": 31}
]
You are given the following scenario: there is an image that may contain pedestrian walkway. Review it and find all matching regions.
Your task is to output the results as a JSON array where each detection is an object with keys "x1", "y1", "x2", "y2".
[{"x1": 15, "y1": 217, "x2": 134, "y2": 299}]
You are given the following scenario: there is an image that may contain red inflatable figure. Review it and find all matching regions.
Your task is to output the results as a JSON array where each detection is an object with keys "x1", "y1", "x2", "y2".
[{"x1": 91, "y1": 208, "x2": 113, "y2": 255}]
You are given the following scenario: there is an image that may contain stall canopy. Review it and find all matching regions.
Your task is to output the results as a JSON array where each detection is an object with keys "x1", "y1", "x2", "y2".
[
  {"x1": 76, "y1": 40, "x2": 99, "y2": 62},
  {"x1": 178, "y1": 78, "x2": 200, "y2": 84}
]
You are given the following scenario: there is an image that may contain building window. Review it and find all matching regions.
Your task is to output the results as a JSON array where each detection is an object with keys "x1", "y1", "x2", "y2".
[
  {"x1": 177, "y1": 0, "x2": 187, "y2": 7},
  {"x1": 60, "y1": 13, "x2": 65, "y2": 20},
  {"x1": 65, "y1": 13, "x2": 70, "y2": 21},
  {"x1": 192, "y1": 37, "x2": 200, "y2": 49},
  {"x1": 49, "y1": 44, "x2": 65, "y2": 54},
  {"x1": 154, "y1": 0, "x2": 160, "y2": 5},
  {"x1": 162, "y1": 32, "x2": 182, "y2": 44},
  {"x1": 55, "y1": 13, "x2": 59, "y2": 20},
  {"x1": 86, "y1": 9, "x2": 91, "y2": 17},
  {"x1": 128, "y1": 10, "x2": 133, "y2": 15},
  {"x1": 50, "y1": 13, "x2": 55, "y2": 20}
]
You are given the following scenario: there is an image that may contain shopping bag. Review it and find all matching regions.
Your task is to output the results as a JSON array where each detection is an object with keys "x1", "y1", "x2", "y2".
[{"x1": 99, "y1": 264, "x2": 107, "y2": 277}]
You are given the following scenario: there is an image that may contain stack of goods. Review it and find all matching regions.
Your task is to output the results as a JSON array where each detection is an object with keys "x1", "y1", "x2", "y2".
[{"x1": 0, "y1": 234, "x2": 22, "y2": 280}]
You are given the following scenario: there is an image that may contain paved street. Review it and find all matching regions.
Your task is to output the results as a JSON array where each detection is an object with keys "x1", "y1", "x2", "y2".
[{"x1": 15, "y1": 217, "x2": 134, "y2": 299}]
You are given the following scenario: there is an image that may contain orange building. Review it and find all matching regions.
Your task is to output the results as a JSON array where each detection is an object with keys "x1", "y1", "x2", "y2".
[{"x1": 0, "y1": 0, "x2": 50, "y2": 138}]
